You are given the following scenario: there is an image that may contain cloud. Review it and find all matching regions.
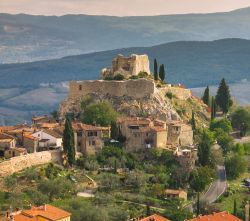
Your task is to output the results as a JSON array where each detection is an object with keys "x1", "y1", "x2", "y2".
[{"x1": 1, "y1": 0, "x2": 250, "y2": 16}]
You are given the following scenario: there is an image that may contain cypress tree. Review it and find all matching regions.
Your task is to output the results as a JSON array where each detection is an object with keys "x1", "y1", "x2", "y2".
[
  {"x1": 197, "y1": 192, "x2": 200, "y2": 217},
  {"x1": 233, "y1": 199, "x2": 237, "y2": 216},
  {"x1": 202, "y1": 86, "x2": 210, "y2": 106},
  {"x1": 63, "y1": 117, "x2": 75, "y2": 166},
  {"x1": 191, "y1": 111, "x2": 196, "y2": 131},
  {"x1": 159, "y1": 64, "x2": 166, "y2": 82},
  {"x1": 216, "y1": 78, "x2": 233, "y2": 114},
  {"x1": 198, "y1": 130, "x2": 213, "y2": 167},
  {"x1": 211, "y1": 96, "x2": 216, "y2": 121},
  {"x1": 154, "y1": 59, "x2": 158, "y2": 81}
]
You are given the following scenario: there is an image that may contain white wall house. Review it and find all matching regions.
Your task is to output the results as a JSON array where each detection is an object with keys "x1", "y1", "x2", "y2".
[{"x1": 32, "y1": 130, "x2": 62, "y2": 148}]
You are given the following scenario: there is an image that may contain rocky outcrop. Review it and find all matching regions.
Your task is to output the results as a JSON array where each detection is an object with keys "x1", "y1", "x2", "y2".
[{"x1": 59, "y1": 86, "x2": 180, "y2": 121}]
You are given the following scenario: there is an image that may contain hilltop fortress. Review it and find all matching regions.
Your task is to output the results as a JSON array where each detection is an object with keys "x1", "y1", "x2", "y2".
[{"x1": 60, "y1": 54, "x2": 192, "y2": 120}]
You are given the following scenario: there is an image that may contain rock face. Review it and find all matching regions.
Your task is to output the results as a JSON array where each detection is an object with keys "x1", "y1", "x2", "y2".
[
  {"x1": 101, "y1": 54, "x2": 150, "y2": 79},
  {"x1": 59, "y1": 81, "x2": 180, "y2": 121}
]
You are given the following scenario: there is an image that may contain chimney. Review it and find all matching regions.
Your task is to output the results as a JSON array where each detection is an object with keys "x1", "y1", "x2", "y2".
[
  {"x1": 245, "y1": 202, "x2": 249, "y2": 221},
  {"x1": 44, "y1": 204, "x2": 47, "y2": 211}
]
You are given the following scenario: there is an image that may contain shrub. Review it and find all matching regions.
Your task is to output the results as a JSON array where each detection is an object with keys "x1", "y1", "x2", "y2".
[
  {"x1": 138, "y1": 72, "x2": 148, "y2": 78},
  {"x1": 82, "y1": 101, "x2": 118, "y2": 126},
  {"x1": 166, "y1": 92, "x2": 173, "y2": 99},
  {"x1": 225, "y1": 154, "x2": 247, "y2": 179},
  {"x1": 129, "y1": 75, "x2": 139, "y2": 80},
  {"x1": 113, "y1": 74, "x2": 124, "y2": 80},
  {"x1": 104, "y1": 76, "x2": 114, "y2": 81}
]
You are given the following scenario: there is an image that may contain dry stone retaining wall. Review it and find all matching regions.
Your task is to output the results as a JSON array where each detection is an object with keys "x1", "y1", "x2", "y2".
[{"x1": 0, "y1": 150, "x2": 62, "y2": 177}]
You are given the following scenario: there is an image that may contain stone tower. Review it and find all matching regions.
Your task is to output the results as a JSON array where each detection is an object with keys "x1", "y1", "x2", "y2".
[{"x1": 101, "y1": 54, "x2": 150, "y2": 79}]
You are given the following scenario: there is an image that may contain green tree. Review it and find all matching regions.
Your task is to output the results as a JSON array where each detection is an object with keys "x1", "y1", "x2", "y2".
[
  {"x1": 189, "y1": 166, "x2": 215, "y2": 192},
  {"x1": 225, "y1": 154, "x2": 247, "y2": 179},
  {"x1": 216, "y1": 78, "x2": 233, "y2": 114},
  {"x1": 197, "y1": 130, "x2": 214, "y2": 167},
  {"x1": 111, "y1": 121, "x2": 119, "y2": 140},
  {"x1": 63, "y1": 117, "x2": 75, "y2": 166},
  {"x1": 159, "y1": 64, "x2": 166, "y2": 82},
  {"x1": 191, "y1": 111, "x2": 196, "y2": 131},
  {"x1": 154, "y1": 59, "x2": 158, "y2": 81},
  {"x1": 210, "y1": 118, "x2": 233, "y2": 133},
  {"x1": 231, "y1": 108, "x2": 250, "y2": 137},
  {"x1": 234, "y1": 143, "x2": 245, "y2": 156},
  {"x1": 202, "y1": 86, "x2": 210, "y2": 106},
  {"x1": 211, "y1": 96, "x2": 216, "y2": 121},
  {"x1": 214, "y1": 128, "x2": 234, "y2": 154},
  {"x1": 82, "y1": 102, "x2": 118, "y2": 126},
  {"x1": 233, "y1": 199, "x2": 237, "y2": 216}
]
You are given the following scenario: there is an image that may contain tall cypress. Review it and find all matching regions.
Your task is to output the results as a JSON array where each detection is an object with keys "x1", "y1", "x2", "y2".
[
  {"x1": 233, "y1": 199, "x2": 237, "y2": 216},
  {"x1": 153, "y1": 59, "x2": 158, "y2": 81},
  {"x1": 211, "y1": 96, "x2": 216, "y2": 121},
  {"x1": 159, "y1": 64, "x2": 166, "y2": 82},
  {"x1": 63, "y1": 117, "x2": 75, "y2": 166},
  {"x1": 202, "y1": 86, "x2": 210, "y2": 106},
  {"x1": 191, "y1": 111, "x2": 196, "y2": 131},
  {"x1": 196, "y1": 192, "x2": 200, "y2": 217},
  {"x1": 216, "y1": 78, "x2": 232, "y2": 114}
]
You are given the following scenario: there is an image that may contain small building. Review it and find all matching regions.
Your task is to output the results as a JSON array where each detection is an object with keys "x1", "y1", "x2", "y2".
[
  {"x1": 175, "y1": 148, "x2": 197, "y2": 173},
  {"x1": 139, "y1": 214, "x2": 171, "y2": 221},
  {"x1": 164, "y1": 189, "x2": 187, "y2": 201},
  {"x1": 4, "y1": 204, "x2": 71, "y2": 221},
  {"x1": 185, "y1": 211, "x2": 242, "y2": 221},
  {"x1": 32, "y1": 115, "x2": 57, "y2": 127},
  {"x1": 4, "y1": 147, "x2": 27, "y2": 158},
  {"x1": 0, "y1": 133, "x2": 16, "y2": 156},
  {"x1": 117, "y1": 117, "x2": 167, "y2": 152},
  {"x1": 72, "y1": 122, "x2": 104, "y2": 155},
  {"x1": 32, "y1": 129, "x2": 63, "y2": 150},
  {"x1": 23, "y1": 133, "x2": 39, "y2": 153}
]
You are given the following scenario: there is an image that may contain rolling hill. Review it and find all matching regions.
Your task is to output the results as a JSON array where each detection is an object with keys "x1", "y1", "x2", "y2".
[
  {"x1": 0, "y1": 38, "x2": 250, "y2": 88},
  {"x1": 1, "y1": 7, "x2": 250, "y2": 63}
]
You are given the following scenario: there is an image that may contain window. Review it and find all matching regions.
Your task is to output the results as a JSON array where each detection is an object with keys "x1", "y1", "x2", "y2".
[
  {"x1": 79, "y1": 85, "x2": 82, "y2": 91},
  {"x1": 89, "y1": 141, "x2": 92, "y2": 146},
  {"x1": 78, "y1": 142, "x2": 81, "y2": 147},
  {"x1": 92, "y1": 140, "x2": 96, "y2": 146}
]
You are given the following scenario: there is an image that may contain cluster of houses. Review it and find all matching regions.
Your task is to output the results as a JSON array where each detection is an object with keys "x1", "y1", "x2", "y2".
[
  {"x1": 0, "y1": 115, "x2": 196, "y2": 166},
  {"x1": 0, "y1": 204, "x2": 243, "y2": 221}
]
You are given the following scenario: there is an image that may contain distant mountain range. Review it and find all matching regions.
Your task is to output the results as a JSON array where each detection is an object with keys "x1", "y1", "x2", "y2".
[
  {"x1": 1, "y1": 7, "x2": 250, "y2": 63},
  {"x1": 0, "y1": 38, "x2": 250, "y2": 88}
]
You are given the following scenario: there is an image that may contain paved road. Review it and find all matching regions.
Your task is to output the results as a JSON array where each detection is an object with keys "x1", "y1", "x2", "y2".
[
  {"x1": 234, "y1": 136, "x2": 250, "y2": 144},
  {"x1": 201, "y1": 165, "x2": 227, "y2": 204}
]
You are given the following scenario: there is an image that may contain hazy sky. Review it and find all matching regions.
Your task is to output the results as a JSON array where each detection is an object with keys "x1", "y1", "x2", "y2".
[{"x1": 1, "y1": 0, "x2": 250, "y2": 16}]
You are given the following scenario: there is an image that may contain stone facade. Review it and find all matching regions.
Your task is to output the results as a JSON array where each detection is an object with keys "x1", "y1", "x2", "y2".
[
  {"x1": 117, "y1": 117, "x2": 193, "y2": 152},
  {"x1": 160, "y1": 85, "x2": 192, "y2": 100},
  {"x1": 0, "y1": 150, "x2": 62, "y2": 177},
  {"x1": 101, "y1": 54, "x2": 150, "y2": 79},
  {"x1": 68, "y1": 79, "x2": 155, "y2": 100}
]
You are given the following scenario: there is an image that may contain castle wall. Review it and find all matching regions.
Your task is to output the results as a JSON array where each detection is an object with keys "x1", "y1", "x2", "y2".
[
  {"x1": 69, "y1": 79, "x2": 155, "y2": 99},
  {"x1": 0, "y1": 150, "x2": 62, "y2": 177}
]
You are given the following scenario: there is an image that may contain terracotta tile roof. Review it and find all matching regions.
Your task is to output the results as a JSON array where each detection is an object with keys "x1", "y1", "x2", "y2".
[
  {"x1": 12, "y1": 214, "x2": 38, "y2": 221},
  {"x1": 43, "y1": 129, "x2": 62, "y2": 139},
  {"x1": 151, "y1": 126, "x2": 166, "y2": 132},
  {"x1": 21, "y1": 204, "x2": 71, "y2": 221},
  {"x1": 165, "y1": 189, "x2": 186, "y2": 195},
  {"x1": 72, "y1": 122, "x2": 102, "y2": 131},
  {"x1": 139, "y1": 214, "x2": 171, "y2": 221},
  {"x1": 0, "y1": 133, "x2": 15, "y2": 141},
  {"x1": 186, "y1": 211, "x2": 242, "y2": 221},
  {"x1": 23, "y1": 134, "x2": 39, "y2": 141}
]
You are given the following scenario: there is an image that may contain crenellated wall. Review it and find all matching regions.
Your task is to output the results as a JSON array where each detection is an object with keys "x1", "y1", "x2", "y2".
[
  {"x1": 0, "y1": 150, "x2": 62, "y2": 177},
  {"x1": 69, "y1": 79, "x2": 155, "y2": 99}
]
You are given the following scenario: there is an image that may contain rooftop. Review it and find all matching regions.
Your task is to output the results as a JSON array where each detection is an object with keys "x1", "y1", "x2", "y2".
[
  {"x1": 186, "y1": 211, "x2": 242, "y2": 221},
  {"x1": 139, "y1": 214, "x2": 171, "y2": 221}
]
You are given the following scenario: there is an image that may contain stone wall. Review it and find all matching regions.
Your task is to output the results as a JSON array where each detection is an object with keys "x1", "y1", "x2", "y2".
[
  {"x1": 102, "y1": 54, "x2": 150, "y2": 78},
  {"x1": 0, "y1": 150, "x2": 62, "y2": 177},
  {"x1": 69, "y1": 79, "x2": 155, "y2": 99},
  {"x1": 160, "y1": 86, "x2": 192, "y2": 100}
]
